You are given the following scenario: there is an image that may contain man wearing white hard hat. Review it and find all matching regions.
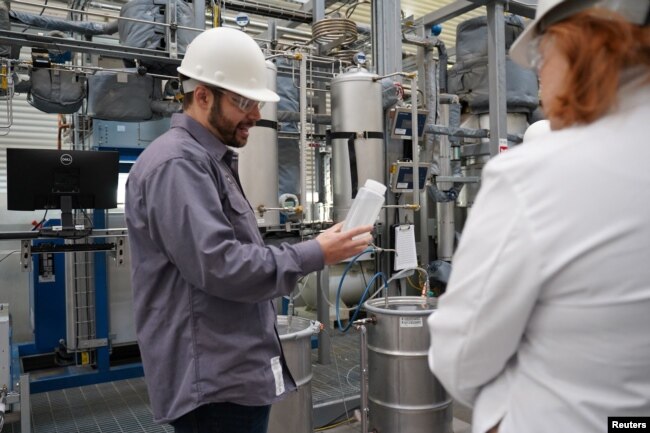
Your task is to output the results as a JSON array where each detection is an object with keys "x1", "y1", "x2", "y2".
[
  {"x1": 428, "y1": 1, "x2": 650, "y2": 432},
  {"x1": 125, "y1": 27, "x2": 372, "y2": 433}
]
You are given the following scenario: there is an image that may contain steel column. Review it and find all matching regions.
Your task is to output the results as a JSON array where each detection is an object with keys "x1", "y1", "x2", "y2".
[{"x1": 487, "y1": 0, "x2": 508, "y2": 156}]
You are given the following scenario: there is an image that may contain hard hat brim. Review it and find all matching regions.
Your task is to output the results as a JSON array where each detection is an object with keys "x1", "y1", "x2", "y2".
[
  {"x1": 233, "y1": 87, "x2": 281, "y2": 104},
  {"x1": 510, "y1": 22, "x2": 537, "y2": 69},
  {"x1": 177, "y1": 67, "x2": 281, "y2": 103}
]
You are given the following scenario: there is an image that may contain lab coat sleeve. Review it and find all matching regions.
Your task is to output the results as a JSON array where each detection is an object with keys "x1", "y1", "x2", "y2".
[{"x1": 427, "y1": 156, "x2": 542, "y2": 407}]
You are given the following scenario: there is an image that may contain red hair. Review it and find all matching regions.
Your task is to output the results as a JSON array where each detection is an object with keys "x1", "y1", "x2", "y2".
[{"x1": 542, "y1": 9, "x2": 650, "y2": 128}]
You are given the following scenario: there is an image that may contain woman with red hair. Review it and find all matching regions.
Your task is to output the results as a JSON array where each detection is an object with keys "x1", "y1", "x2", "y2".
[{"x1": 428, "y1": 1, "x2": 650, "y2": 432}]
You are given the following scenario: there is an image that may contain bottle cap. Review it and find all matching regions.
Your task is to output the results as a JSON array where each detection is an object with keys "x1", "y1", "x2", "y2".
[{"x1": 364, "y1": 179, "x2": 387, "y2": 195}]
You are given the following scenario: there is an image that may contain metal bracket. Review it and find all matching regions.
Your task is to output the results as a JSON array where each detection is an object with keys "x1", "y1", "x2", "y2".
[
  {"x1": 167, "y1": 0, "x2": 178, "y2": 59},
  {"x1": 77, "y1": 338, "x2": 108, "y2": 349},
  {"x1": 20, "y1": 240, "x2": 31, "y2": 272},
  {"x1": 436, "y1": 176, "x2": 481, "y2": 184},
  {"x1": 114, "y1": 237, "x2": 126, "y2": 268}
]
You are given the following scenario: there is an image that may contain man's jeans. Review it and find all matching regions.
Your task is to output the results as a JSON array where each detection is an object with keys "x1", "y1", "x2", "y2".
[{"x1": 170, "y1": 402, "x2": 272, "y2": 433}]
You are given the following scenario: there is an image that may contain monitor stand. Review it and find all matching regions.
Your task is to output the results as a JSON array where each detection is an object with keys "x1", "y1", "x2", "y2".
[
  {"x1": 60, "y1": 195, "x2": 75, "y2": 231},
  {"x1": 39, "y1": 195, "x2": 85, "y2": 238}
]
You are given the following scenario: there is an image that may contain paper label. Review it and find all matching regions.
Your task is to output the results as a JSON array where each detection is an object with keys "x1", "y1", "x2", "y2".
[
  {"x1": 498, "y1": 138, "x2": 509, "y2": 153},
  {"x1": 400, "y1": 317, "x2": 423, "y2": 328},
  {"x1": 394, "y1": 225, "x2": 418, "y2": 271},
  {"x1": 395, "y1": 128, "x2": 407, "y2": 135},
  {"x1": 271, "y1": 356, "x2": 285, "y2": 396}
]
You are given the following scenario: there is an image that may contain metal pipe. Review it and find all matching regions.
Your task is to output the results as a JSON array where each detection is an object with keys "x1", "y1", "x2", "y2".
[
  {"x1": 402, "y1": 33, "x2": 435, "y2": 48},
  {"x1": 435, "y1": 39, "x2": 448, "y2": 94},
  {"x1": 277, "y1": 111, "x2": 330, "y2": 124},
  {"x1": 222, "y1": 0, "x2": 312, "y2": 24},
  {"x1": 410, "y1": 73, "x2": 420, "y2": 210},
  {"x1": 316, "y1": 268, "x2": 331, "y2": 364},
  {"x1": 487, "y1": 0, "x2": 508, "y2": 156},
  {"x1": 313, "y1": 0, "x2": 325, "y2": 22},
  {"x1": 436, "y1": 104, "x2": 454, "y2": 261},
  {"x1": 11, "y1": 0, "x2": 202, "y2": 32},
  {"x1": 193, "y1": 0, "x2": 205, "y2": 31},
  {"x1": 87, "y1": 2, "x2": 122, "y2": 12},
  {"x1": 221, "y1": 16, "x2": 313, "y2": 39},
  {"x1": 359, "y1": 323, "x2": 368, "y2": 433},
  {"x1": 299, "y1": 53, "x2": 308, "y2": 208}
]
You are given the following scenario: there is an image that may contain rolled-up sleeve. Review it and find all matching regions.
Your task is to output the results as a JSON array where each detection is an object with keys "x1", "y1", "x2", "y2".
[
  {"x1": 427, "y1": 159, "x2": 542, "y2": 406},
  {"x1": 142, "y1": 157, "x2": 324, "y2": 303}
]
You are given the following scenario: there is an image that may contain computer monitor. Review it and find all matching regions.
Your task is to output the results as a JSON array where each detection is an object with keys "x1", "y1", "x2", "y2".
[{"x1": 6, "y1": 148, "x2": 119, "y2": 230}]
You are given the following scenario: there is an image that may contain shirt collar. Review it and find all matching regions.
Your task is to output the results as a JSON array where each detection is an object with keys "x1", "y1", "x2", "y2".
[{"x1": 170, "y1": 113, "x2": 231, "y2": 162}]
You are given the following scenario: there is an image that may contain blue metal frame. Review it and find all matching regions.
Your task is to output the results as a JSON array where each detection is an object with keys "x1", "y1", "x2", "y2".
[
  {"x1": 17, "y1": 214, "x2": 144, "y2": 394},
  {"x1": 19, "y1": 219, "x2": 66, "y2": 357}
]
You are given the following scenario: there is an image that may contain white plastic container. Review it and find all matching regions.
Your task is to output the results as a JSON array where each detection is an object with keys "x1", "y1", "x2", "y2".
[{"x1": 342, "y1": 179, "x2": 386, "y2": 231}]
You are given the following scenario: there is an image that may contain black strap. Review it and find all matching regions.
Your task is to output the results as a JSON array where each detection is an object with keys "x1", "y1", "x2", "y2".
[
  {"x1": 330, "y1": 131, "x2": 384, "y2": 140},
  {"x1": 330, "y1": 131, "x2": 383, "y2": 197},
  {"x1": 255, "y1": 119, "x2": 278, "y2": 130}
]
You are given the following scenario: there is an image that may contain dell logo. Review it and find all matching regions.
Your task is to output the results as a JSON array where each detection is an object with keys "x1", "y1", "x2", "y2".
[{"x1": 60, "y1": 154, "x2": 73, "y2": 165}]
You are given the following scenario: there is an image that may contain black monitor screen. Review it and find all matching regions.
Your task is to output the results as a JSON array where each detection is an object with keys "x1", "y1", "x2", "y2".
[{"x1": 6, "y1": 148, "x2": 119, "y2": 211}]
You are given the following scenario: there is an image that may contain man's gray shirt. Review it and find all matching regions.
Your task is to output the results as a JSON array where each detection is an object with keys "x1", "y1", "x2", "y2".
[{"x1": 125, "y1": 113, "x2": 324, "y2": 423}]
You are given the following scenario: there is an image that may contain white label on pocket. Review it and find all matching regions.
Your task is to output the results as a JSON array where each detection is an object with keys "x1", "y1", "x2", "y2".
[
  {"x1": 400, "y1": 317, "x2": 423, "y2": 328},
  {"x1": 271, "y1": 356, "x2": 285, "y2": 396}
]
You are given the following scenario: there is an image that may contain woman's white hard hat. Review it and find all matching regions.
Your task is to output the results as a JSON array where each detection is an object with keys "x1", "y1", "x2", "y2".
[
  {"x1": 510, "y1": 0, "x2": 650, "y2": 68},
  {"x1": 177, "y1": 27, "x2": 280, "y2": 103}
]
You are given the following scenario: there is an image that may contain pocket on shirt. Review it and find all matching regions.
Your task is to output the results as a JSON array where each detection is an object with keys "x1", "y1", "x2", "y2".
[{"x1": 228, "y1": 192, "x2": 252, "y2": 215}]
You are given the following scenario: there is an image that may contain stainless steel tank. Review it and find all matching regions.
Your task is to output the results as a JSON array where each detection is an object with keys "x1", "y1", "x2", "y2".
[
  {"x1": 268, "y1": 315, "x2": 320, "y2": 433},
  {"x1": 330, "y1": 67, "x2": 384, "y2": 223},
  {"x1": 363, "y1": 297, "x2": 452, "y2": 433},
  {"x1": 238, "y1": 60, "x2": 279, "y2": 227}
]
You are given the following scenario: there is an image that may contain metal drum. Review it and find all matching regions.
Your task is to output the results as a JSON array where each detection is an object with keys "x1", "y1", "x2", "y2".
[
  {"x1": 268, "y1": 316, "x2": 320, "y2": 433},
  {"x1": 364, "y1": 297, "x2": 452, "y2": 433}
]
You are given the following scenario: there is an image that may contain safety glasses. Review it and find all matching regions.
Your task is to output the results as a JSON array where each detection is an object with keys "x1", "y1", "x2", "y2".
[
  {"x1": 528, "y1": 36, "x2": 545, "y2": 74},
  {"x1": 214, "y1": 87, "x2": 265, "y2": 113}
]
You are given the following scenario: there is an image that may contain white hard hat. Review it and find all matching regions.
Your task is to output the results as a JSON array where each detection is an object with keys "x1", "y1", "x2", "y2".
[
  {"x1": 522, "y1": 120, "x2": 551, "y2": 143},
  {"x1": 177, "y1": 27, "x2": 280, "y2": 103},
  {"x1": 510, "y1": 0, "x2": 650, "y2": 68}
]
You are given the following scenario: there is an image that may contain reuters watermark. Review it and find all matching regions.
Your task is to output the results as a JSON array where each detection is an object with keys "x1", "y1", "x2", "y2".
[{"x1": 608, "y1": 417, "x2": 650, "y2": 433}]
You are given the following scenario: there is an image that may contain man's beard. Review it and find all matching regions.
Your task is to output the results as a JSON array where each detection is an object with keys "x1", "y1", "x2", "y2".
[{"x1": 208, "y1": 100, "x2": 253, "y2": 148}]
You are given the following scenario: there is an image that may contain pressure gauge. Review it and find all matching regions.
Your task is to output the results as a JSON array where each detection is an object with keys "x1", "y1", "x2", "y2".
[
  {"x1": 235, "y1": 13, "x2": 250, "y2": 28},
  {"x1": 352, "y1": 52, "x2": 367, "y2": 66}
]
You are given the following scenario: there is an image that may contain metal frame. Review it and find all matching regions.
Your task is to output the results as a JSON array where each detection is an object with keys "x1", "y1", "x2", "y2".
[
  {"x1": 13, "y1": 218, "x2": 142, "y2": 394},
  {"x1": 418, "y1": 0, "x2": 538, "y2": 156},
  {"x1": 486, "y1": 0, "x2": 508, "y2": 156},
  {"x1": 419, "y1": 0, "x2": 536, "y2": 27},
  {"x1": 0, "y1": 30, "x2": 183, "y2": 65}
]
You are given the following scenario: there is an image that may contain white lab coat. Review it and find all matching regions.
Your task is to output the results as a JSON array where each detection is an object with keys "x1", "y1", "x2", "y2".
[{"x1": 428, "y1": 77, "x2": 650, "y2": 433}]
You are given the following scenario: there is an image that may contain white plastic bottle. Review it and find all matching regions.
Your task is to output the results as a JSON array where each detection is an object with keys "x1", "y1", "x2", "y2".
[{"x1": 342, "y1": 179, "x2": 386, "y2": 231}]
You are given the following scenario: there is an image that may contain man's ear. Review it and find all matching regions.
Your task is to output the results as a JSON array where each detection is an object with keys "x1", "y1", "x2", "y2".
[{"x1": 193, "y1": 85, "x2": 213, "y2": 110}]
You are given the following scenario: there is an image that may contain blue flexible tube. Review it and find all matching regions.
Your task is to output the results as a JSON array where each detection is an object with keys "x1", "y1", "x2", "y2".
[{"x1": 335, "y1": 248, "x2": 388, "y2": 332}]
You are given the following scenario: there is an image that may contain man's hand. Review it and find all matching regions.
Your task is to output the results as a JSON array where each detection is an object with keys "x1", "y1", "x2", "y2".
[{"x1": 316, "y1": 222, "x2": 374, "y2": 265}]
